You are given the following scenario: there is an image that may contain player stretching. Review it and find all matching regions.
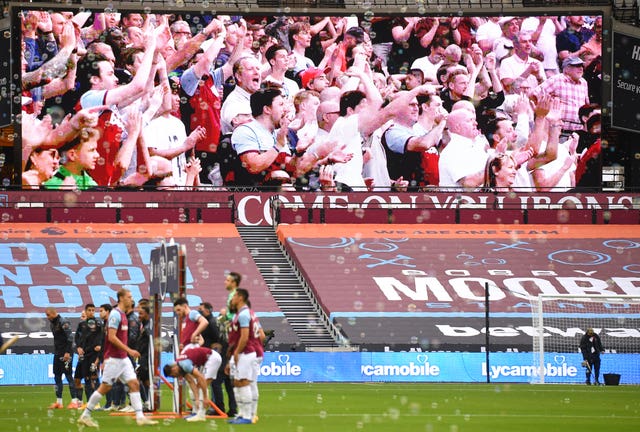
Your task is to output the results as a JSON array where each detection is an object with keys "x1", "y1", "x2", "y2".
[
  {"x1": 77, "y1": 288, "x2": 158, "y2": 427},
  {"x1": 226, "y1": 288, "x2": 263, "y2": 424},
  {"x1": 163, "y1": 345, "x2": 223, "y2": 422}
]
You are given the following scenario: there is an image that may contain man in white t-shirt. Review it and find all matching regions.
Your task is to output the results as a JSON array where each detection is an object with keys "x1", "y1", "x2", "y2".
[
  {"x1": 499, "y1": 31, "x2": 546, "y2": 95},
  {"x1": 288, "y1": 21, "x2": 315, "y2": 76},
  {"x1": 492, "y1": 16, "x2": 519, "y2": 63},
  {"x1": 263, "y1": 44, "x2": 300, "y2": 100},
  {"x1": 438, "y1": 108, "x2": 488, "y2": 190},
  {"x1": 520, "y1": 16, "x2": 564, "y2": 76},
  {"x1": 476, "y1": 17, "x2": 503, "y2": 55},
  {"x1": 144, "y1": 88, "x2": 206, "y2": 188},
  {"x1": 410, "y1": 42, "x2": 445, "y2": 84}
]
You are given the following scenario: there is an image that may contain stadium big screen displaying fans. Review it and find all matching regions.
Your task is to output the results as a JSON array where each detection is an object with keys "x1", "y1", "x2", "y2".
[{"x1": 18, "y1": 10, "x2": 604, "y2": 192}]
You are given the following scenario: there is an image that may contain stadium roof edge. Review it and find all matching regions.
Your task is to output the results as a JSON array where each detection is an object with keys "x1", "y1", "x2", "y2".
[{"x1": 6, "y1": 0, "x2": 614, "y2": 16}]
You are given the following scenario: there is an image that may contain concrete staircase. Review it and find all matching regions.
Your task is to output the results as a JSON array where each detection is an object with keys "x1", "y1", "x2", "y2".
[{"x1": 237, "y1": 225, "x2": 347, "y2": 349}]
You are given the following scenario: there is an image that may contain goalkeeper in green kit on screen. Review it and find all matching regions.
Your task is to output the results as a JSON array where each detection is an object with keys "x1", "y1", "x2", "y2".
[{"x1": 579, "y1": 328, "x2": 604, "y2": 385}]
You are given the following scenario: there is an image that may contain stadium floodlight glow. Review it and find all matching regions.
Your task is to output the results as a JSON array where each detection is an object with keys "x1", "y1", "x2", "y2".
[{"x1": 531, "y1": 294, "x2": 640, "y2": 384}]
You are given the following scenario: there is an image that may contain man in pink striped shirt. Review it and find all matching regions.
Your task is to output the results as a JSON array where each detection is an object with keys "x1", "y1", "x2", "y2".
[{"x1": 532, "y1": 56, "x2": 589, "y2": 136}]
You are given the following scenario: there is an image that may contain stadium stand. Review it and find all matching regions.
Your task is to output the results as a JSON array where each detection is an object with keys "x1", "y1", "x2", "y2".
[{"x1": 0, "y1": 0, "x2": 639, "y2": 358}]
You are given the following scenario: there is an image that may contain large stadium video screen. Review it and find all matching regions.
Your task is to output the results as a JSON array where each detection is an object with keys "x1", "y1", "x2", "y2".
[{"x1": 17, "y1": 10, "x2": 603, "y2": 192}]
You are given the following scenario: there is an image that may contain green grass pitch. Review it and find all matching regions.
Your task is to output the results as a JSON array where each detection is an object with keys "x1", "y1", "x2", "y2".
[{"x1": 0, "y1": 383, "x2": 638, "y2": 431}]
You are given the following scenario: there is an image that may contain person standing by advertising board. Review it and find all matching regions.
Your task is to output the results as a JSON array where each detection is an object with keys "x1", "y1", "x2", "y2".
[
  {"x1": 45, "y1": 307, "x2": 79, "y2": 409},
  {"x1": 580, "y1": 328, "x2": 604, "y2": 385}
]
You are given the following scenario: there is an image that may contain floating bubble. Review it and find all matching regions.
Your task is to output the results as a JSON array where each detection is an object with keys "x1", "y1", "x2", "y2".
[
  {"x1": 24, "y1": 315, "x2": 46, "y2": 331},
  {"x1": 63, "y1": 192, "x2": 78, "y2": 207},
  {"x1": 556, "y1": 210, "x2": 570, "y2": 223}
]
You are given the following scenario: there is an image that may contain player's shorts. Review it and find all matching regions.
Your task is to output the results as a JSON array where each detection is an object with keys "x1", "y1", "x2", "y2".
[
  {"x1": 74, "y1": 358, "x2": 84, "y2": 379},
  {"x1": 253, "y1": 356, "x2": 263, "y2": 381},
  {"x1": 79, "y1": 355, "x2": 100, "y2": 378},
  {"x1": 202, "y1": 350, "x2": 222, "y2": 381},
  {"x1": 101, "y1": 357, "x2": 137, "y2": 386},
  {"x1": 229, "y1": 351, "x2": 257, "y2": 381}
]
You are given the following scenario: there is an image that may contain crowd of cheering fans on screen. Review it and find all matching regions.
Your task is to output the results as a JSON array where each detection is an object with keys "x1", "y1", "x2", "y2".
[{"x1": 20, "y1": 11, "x2": 603, "y2": 192}]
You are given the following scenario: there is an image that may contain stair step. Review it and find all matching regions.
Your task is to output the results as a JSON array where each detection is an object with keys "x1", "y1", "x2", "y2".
[
  {"x1": 263, "y1": 276, "x2": 299, "y2": 280},
  {"x1": 283, "y1": 310, "x2": 320, "y2": 316},
  {"x1": 279, "y1": 309, "x2": 317, "y2": 313},
  {"x1": 287, "y1": 311, "x2": 322, "y2": 319},
  {"x1": 264, "y1": 281, "x2": 300, "y2": 285},
  {"x1": 264, "y1": 280, "x2": 301, "y2": 284},
  {"x1": 274, "y1": 300, "x2": 313, "y2": 304}
]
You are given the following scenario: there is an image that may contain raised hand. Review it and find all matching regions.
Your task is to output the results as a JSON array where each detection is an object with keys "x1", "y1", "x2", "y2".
[
  {"x1": 185, "y1": 156, "x2": 202, "y2": 176},
  {"x1": 185, "y1": 125, "x2": 207, "y2": 150},
  {"x1": 533, "y1": 93, "x2": 552, "y2": 118},
  {"x1": 59, "y1": 21, "x2": 76, "y2": 50},
  {"x1": 484, "y1": 52, "x2": 497, "y2": 72},
  {"x1": 495, "y1": 135, "x2": 508, "y2": 154},
  {"x1": 392, "y1": 176, "x2": 409, "y2": 192},
  {"x1": 545, "y1": 97, "x2": 563, "y2": 125},
  {"x1": 513, "y1": 147, "x2": 534, "y2": 166},
  {"x1": 513, "y1": 93, "x2": 530, "y2": 116},
  {"x1": 125, "y1": 106, "x2": 143, "y2": 139},
  {"x1": 330, "y1": 147, "x2": 353, "y2": 165},
  {"x1": 318, "y1": 164, "x2": 335, "y2": 190}
]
